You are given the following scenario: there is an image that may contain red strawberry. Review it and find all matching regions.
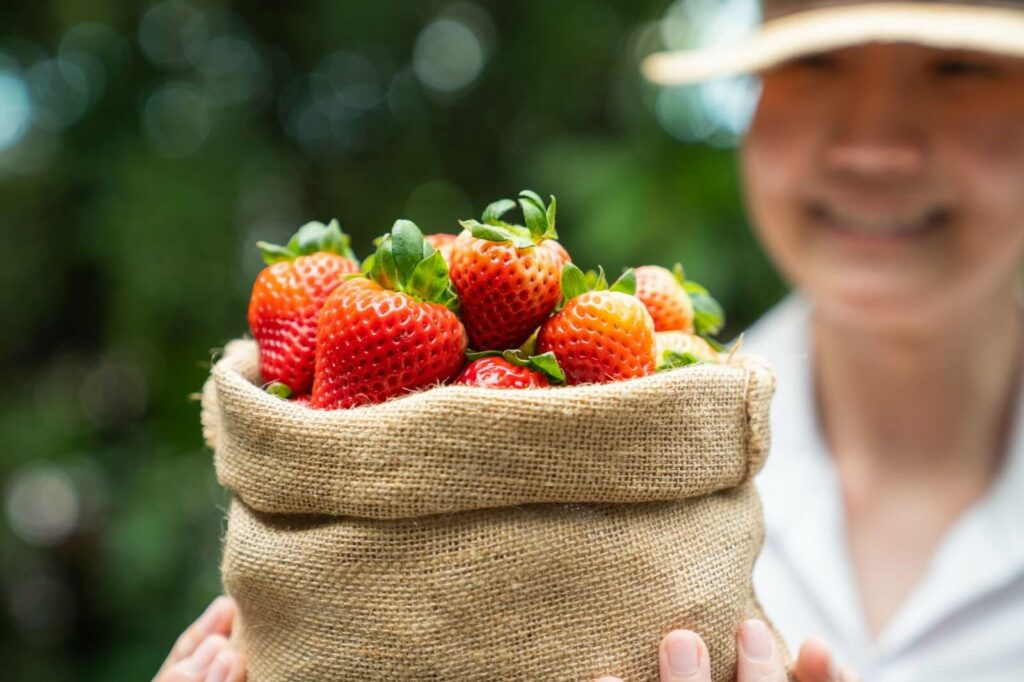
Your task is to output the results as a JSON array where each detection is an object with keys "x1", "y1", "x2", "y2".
[
  {"x1": 310, "y1": 220, "x2": 467, "y2": 409},
  {"x1": 634, "y1": 264, "x2": 695, "y2": 333},
  {"x1": 248, "y1": 220, "x2": 359, "y2": 396},
  {"x1": 537, "y1": 265, "x2": 657, "y2": 385},
  {"x1": 455, "y1": 358, "x2": 547, "y2": 389},
  {"x1": 454, "y1": 350, "x2": 565, "y2": 389},
  {"x1": 450, "y1": 190, "x2": 569, "y2": 351},
  {"x1": 424, "y1": 233, "x2": 456, "y2": 263}
]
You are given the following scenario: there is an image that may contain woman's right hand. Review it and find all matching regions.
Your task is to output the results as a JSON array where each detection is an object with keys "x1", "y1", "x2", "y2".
[{"x1": 597, "y1": 619, "x2": 860, "y2": 682}]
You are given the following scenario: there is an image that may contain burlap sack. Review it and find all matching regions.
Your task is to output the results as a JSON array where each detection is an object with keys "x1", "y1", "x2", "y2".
[{"x1": 201, "y1": 339, "x2": 784, "y2": 681}]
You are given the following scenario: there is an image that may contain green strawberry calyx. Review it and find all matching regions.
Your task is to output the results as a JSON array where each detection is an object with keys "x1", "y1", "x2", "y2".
[
  {"x1": 458, "y1": 189, "x2": 558, "y2": 249},
  {"x1": 257, "y1": 219, "x2": 359, "y2": 266},
  {"x1": 368, "y1": 219, "x2": 460, "y2": 312},
  {"x1": 558, "y1": 263, "x2": 636, "y2": 309},
  {"x1": 264, "y1": 381, "x2": 293, "y2": 399},
  {"x1": 681, "y1": 279, "x2": 725, "y2": 343},
  {"x1": 465, "y1": 349, "x2": 566, "y2": 385},
  {"x1": 657, "y1": 350, "x2": 703, "y2": 372}
]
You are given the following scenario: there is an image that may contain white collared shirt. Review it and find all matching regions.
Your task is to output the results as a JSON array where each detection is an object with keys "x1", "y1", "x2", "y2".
[{"x1": 744, "y1": 296, "x2": 1024, "y2": 682}]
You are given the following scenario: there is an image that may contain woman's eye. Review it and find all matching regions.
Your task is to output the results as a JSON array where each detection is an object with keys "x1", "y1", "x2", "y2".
[
  {"x1": 788, "y1": 53, "x2": 838, "y2": 71},
  {"x1": 933, "y1": 59, "x2": 998, "y2": 77}
]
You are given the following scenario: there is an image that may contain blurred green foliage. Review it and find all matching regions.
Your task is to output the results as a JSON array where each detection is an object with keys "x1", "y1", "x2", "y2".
[{"x1": 0, "y1": 1, "x2": 786, "y2": 679}]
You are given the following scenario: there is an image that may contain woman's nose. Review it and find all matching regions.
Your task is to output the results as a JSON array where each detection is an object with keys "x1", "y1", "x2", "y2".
[{"x1": 824, "y1": 56, "x2": 928, "y2": 180}]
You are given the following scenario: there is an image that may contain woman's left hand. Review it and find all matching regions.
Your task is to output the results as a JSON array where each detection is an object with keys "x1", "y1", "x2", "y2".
[
  {"x1": 153, "y1": 596, "x2": 246, "y2": 682},
  {"x1": 596, "y1": 618, "x2": 860, "y2": 682}
]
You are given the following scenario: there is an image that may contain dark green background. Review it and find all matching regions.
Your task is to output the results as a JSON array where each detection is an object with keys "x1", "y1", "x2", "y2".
[{"x1": 0, "y1": 1, "x2": 785, "y2": 679}]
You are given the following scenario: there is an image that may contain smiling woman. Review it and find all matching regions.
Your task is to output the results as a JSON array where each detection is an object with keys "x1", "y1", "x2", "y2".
[{"x1": 642, "y1": 1, "x2": 1024, "y2": 680}]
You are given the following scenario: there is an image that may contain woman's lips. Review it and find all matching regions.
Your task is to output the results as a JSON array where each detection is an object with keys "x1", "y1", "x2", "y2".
[{"x1": 808, "y1": 200, "x2": 950, "y2": 238}]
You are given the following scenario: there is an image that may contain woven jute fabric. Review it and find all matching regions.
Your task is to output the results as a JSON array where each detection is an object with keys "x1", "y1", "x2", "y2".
[{"x1": 202, "y1": 339, "x2": 784, "y2": 681}]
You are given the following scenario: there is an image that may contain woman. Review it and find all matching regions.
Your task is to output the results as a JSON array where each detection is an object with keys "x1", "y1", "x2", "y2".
[
  {"x1": 157, "y1": 1, "x2": 1024, "y2": 680},
  {"x1": 639, "y1": 0, "x2": 1024, "y2": 679}
]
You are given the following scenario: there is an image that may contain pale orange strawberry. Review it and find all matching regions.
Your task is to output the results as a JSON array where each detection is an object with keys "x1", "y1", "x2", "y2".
[
  {"x1": 634, "y1": 264, "x2": 694, "y2": 333},
  {"x1": 449, "y1": 191, "x2": 569, "y2": 351},
  {"x1": 248, "y1": 220, "x2": 359, "y2": 396},
  {"x1": 655, "y1": 331, "x2": 719, "y2": 368},
  {"x1": 536, "y1": 266, "x2": 656, "y2": 385}
]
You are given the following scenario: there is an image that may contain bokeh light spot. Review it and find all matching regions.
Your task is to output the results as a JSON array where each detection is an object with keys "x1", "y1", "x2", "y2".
[
  {"x1": 142, "y1": 82, "x2": 211, "y2": 158},
  {"x1": 79, "y1": 357, "x2": 148, "y2": 427},
  {"x1": 6, "y1": 464, "x2": 81, "y2": 547},
  {"x1": 405, "y1": 179, "x2": 473, "y2": 233},
  {"x1": 651, "y1": 0, "x2": 761, "y2": 146},
  {"x1": 192, "y1": 35, "x2": 268, "y2": 106},
  {"x1": 413, "y1": 17, "x2": 486, "y2": 95},
  {"x1": 138, "y1": 0, "x2": 208, "y2": 69},
  {"x1": 27, "y1": 57, "x2": 92, "y2": 131},
  {"x1": 0, "y1": 70, "x2": 32, "y2": 152}
]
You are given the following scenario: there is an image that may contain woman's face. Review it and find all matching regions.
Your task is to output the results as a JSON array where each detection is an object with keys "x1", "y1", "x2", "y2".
[{"x1": 742, "y1": 44, "x2": 1024, "y2": 332}]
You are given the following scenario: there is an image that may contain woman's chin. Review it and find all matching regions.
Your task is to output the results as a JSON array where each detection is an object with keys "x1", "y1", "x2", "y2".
[{"x1": 808, "y1": 275, "x2": 954, "y2": 337}]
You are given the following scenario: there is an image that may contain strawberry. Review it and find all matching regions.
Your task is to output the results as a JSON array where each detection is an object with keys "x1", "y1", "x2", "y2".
[
  {"x1": 310, "y1": 220, "x2": 467, "y2": 409},
  {"x1": 454, "y1": 350, "x2": 565, "y2": 389},
  {"x1": 537, "y1": 265, "x2": 657, "y2": 385},
  {"x1": 424, "y1": 233, "x2": 456, "y2": 264},
  {"x1": 655, "y1": 331, "x2": 719, "y2": 369},
  {"x1": 450, "y1": 190, "x2": 569, "y2": 351},
  {"x1": 634, "y1": 264, "x2": 695, "y2": 333},
  {"x1": 248, "y1": 220, "x2": 359, "y2": 396}
]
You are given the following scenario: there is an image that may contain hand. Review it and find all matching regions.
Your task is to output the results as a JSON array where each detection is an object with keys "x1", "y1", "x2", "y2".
[
  {"x1": 154, "y1": 596, "x2": 247, "y2": 682},
  {"x1": 597, "y1": 619, "x2": 860, "y2": 682}
]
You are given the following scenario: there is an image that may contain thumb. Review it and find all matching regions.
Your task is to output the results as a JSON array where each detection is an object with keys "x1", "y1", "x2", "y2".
[
  {"x1": 736, "y1": 619, "x2": 787, "y2": 682},
  {"x1": 659, "y1": 630, "x2": 711, "y2": 681}
]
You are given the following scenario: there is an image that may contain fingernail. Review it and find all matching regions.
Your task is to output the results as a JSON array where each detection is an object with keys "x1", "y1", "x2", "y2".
[
  {"x1": 206, "y1": 651, "x2": 232, "y2": 682},
  {"x1": 740, "y1": 619, "x2": 773, "y2": 662},
  {"x1": 665, "y1": 630, "x2": 701, "y2": 676}
]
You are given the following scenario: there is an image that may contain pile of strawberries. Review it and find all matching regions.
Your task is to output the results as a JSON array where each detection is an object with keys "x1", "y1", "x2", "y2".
[{"x1": 246, "y1": 190, "x2": 725, "y2": 410}]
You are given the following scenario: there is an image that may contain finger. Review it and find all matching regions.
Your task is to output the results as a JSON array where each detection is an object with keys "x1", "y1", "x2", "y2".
[
  {"x1": 156, "y1": 635, "x2": 231, "y2": 682},
  {"x1": 593, "y1": 677, "x2": 624, "y2": 682},
  {"x1": 659, "y1": 629, "x2": 711, "y2": 681},
  {"x1": 159, "y1": 597, "x2": 236, "y2": 674},
  {"x1": 836, "y1": 664, "x2": 861, "y2": 682},
  {"x1": 204, "y1": 649, "x2": 246, "y2": 682},
  {"x1": 736, "y1": 619, "x2": 787, "y2": 682},
  {"x1": 793, "y1": 638, "x2": 835, "y2": 682}
]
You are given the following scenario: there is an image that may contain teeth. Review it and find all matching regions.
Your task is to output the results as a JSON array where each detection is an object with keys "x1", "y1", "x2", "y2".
[{"x1": 818, "y1": 203, "x2": 941, "y2": 235}]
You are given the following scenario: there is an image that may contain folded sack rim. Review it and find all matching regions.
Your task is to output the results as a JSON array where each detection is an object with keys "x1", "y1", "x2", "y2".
[{"x1": 202, "y1": 339, "x2": 775, "y2": 519}]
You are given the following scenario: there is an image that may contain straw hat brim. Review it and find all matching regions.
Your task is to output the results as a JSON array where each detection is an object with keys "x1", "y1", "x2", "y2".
[{"x1": 643, "y1": 2, "x2": 1024, "y2": 84}]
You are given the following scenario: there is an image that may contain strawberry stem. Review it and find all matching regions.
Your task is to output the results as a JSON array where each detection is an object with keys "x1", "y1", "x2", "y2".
[
  {"x1": 459, "y1": 189, "x2": 559, "y2": 247},
  {"x1": 265, "y1": 381, "x2": 293, "y2": 399},
  {"x1": 609, "y1": 269, "x2": 636, "y2": 296},
  {"x1": 257, "y1": 219, "x2": 358, "y2": 265},
  {"x1": 370, "y1": 219, "x2": 460, "y2": 311}
]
